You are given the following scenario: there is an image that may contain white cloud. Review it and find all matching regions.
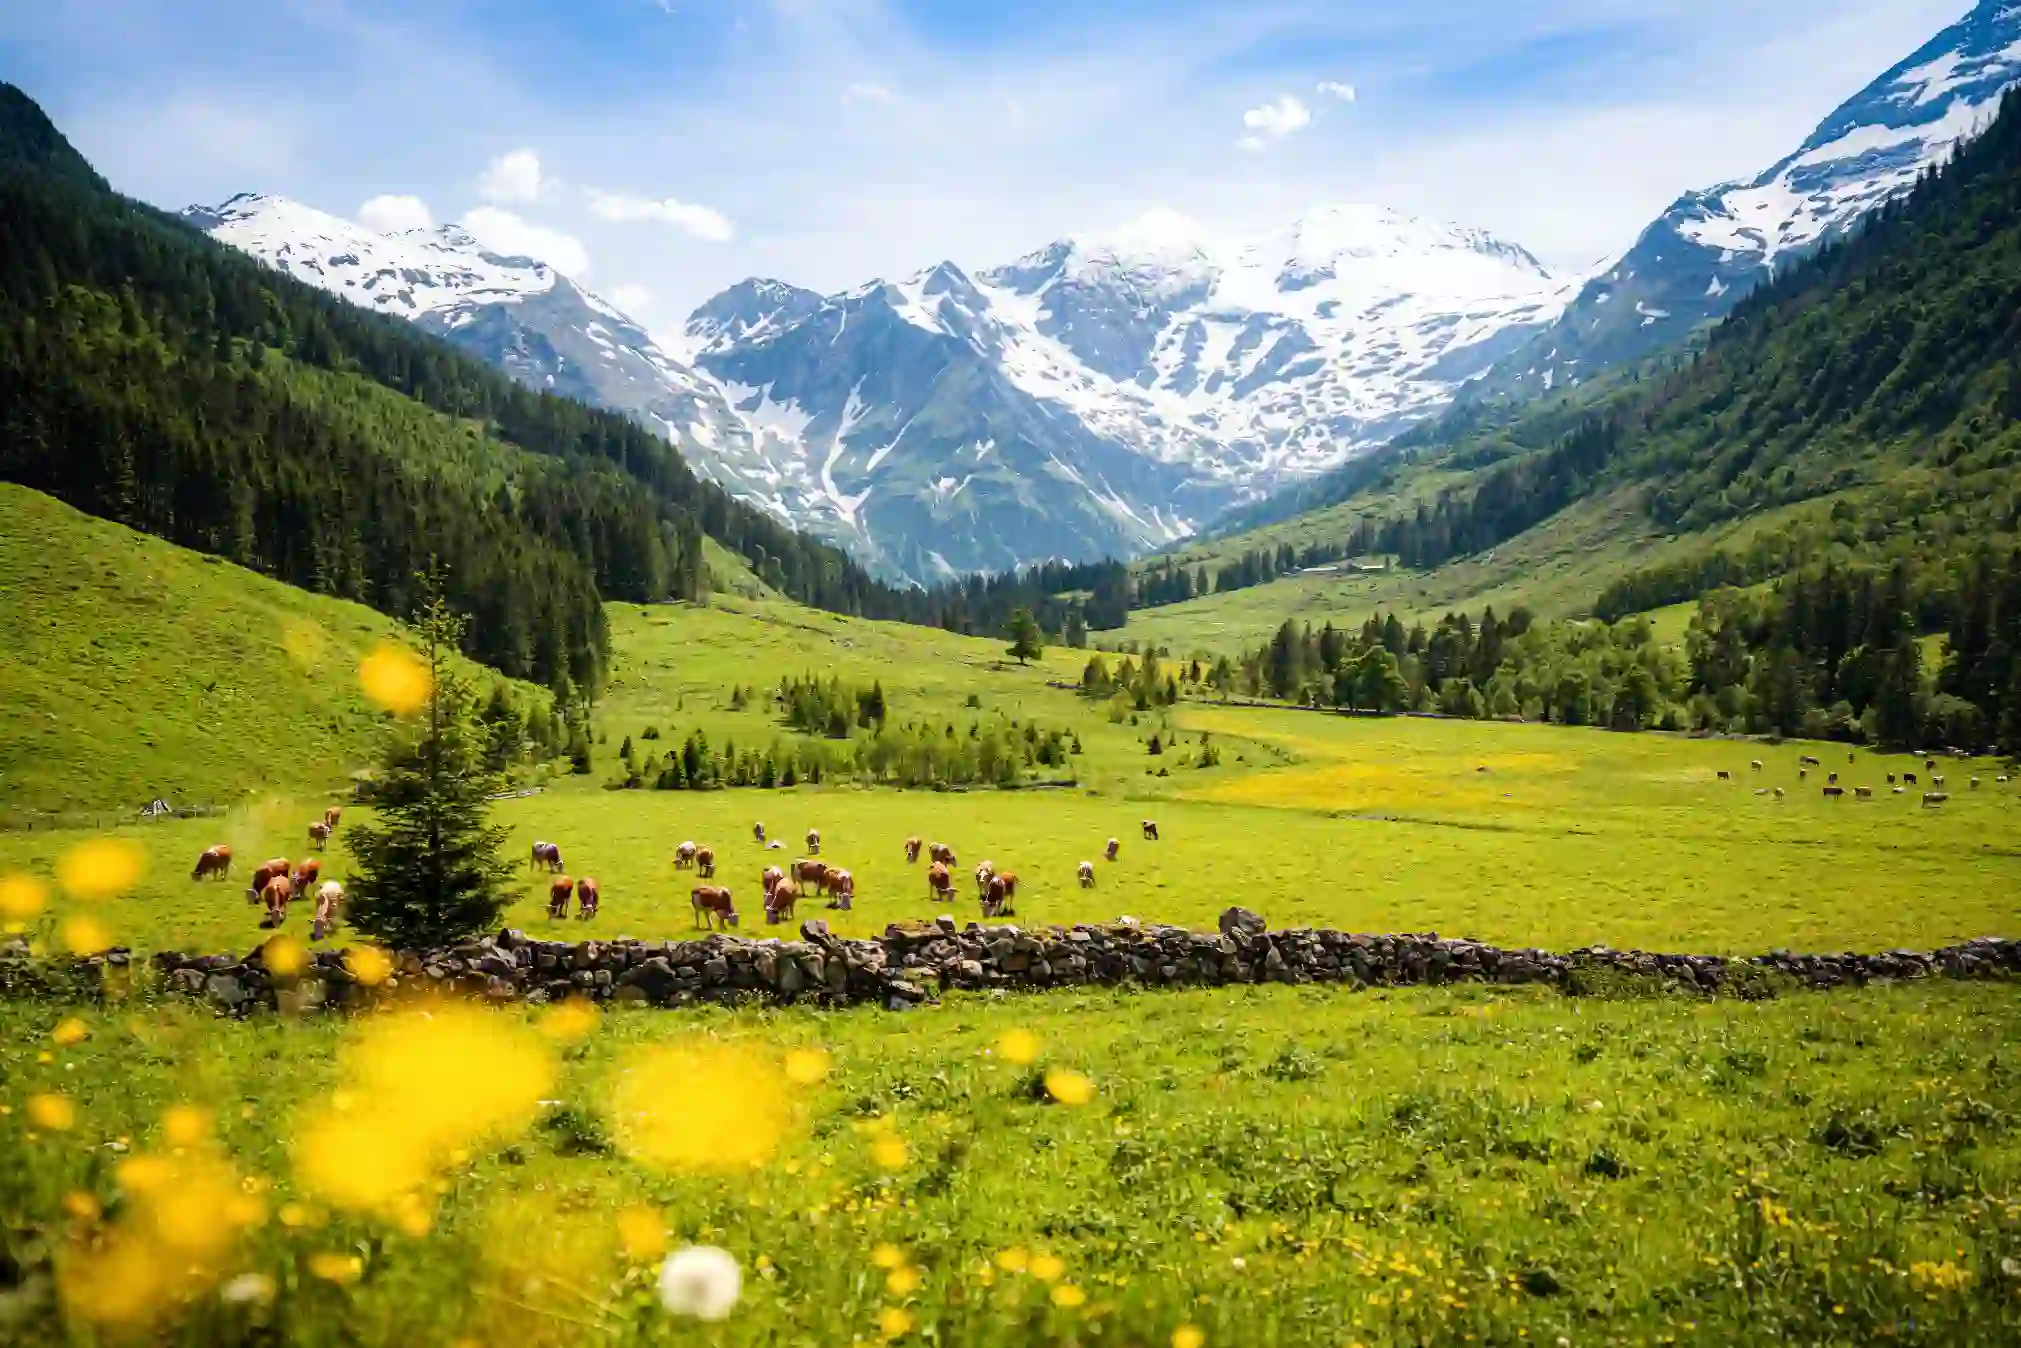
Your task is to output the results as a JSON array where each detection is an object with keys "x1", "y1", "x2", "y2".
[
  {"x1": 357, "y1": 193, "x2": 434, "y2": 233},
  {"x1": 607, "y1": 283, "x2": 653, "y2": 313},
  {"x1": 477, "y1": 148, "x2": 543, "y2": 203},
  {"x1": 1316, "y1": 81, "x2": 1357, "y2": 102},
  {"x1": 842, "y1": 81, "x2": 897, "y2": 105},
  {"x1": 588, "y1": 190, "x2": 736, "y2": 242},
  {"x1": 459, "y1": 206, "x2": 591, "y2": 276},
  {"x1": 1239, "y1": 94, "x2": 1311, "y2": 149},
  {"x1": 1234, "y1": 135, "x2": 1266, "y2": 153}
]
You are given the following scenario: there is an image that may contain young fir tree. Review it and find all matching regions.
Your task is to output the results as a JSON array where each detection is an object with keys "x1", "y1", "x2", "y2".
[
  {"x1": 344, "y1": 589, "x2": 515, "y2": 950},
  {"x1": 1006, "y1": 607, "x2": 1044, "y2": 665}
]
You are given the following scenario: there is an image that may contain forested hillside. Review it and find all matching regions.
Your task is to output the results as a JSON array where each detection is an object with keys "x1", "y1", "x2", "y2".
[{"x1": 0, "y1": 84, "x2": 907, "y2": 693}]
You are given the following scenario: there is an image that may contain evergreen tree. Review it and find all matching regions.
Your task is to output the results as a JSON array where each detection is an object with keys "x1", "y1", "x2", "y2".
[
  {"x1": 1006, "y1": 607, "x2": 1044, "y2": 665},
  {"x1": 344, "y1": 588, "x2": 515, "y2": 950}
]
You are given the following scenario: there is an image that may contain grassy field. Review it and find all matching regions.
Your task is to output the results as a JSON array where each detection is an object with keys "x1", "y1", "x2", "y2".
[
  {"x1": 0, "y1": 485, "x2": 527, "y2": 820},
  {"x1": 1, "y1": 977, "x2": 2017, "y2": 1346}
]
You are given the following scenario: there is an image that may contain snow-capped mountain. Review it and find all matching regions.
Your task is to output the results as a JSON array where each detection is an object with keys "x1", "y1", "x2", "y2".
[
  {"x1": 182, "y1": 192, "x2": 755, "y2": 489},
  {"x1": 679, "y1": 206, "x2": 1574, "y2": 579},
  {"x1": 1475, "y1": 0, "x2": 2021, "y2": 399}
]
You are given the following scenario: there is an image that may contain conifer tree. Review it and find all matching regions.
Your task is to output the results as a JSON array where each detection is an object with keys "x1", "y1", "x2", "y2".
[
  {"x1": 344, "y1": 585, "x2": 515, "y2": 950},
  {"x1": 1006, "y1": 607, "x2": 1044, "y2": 665}
]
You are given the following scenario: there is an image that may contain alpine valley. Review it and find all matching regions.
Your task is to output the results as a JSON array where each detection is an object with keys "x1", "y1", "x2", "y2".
[{"x1": 187, "y1": 0, "x2": 2021, "y2": 584}]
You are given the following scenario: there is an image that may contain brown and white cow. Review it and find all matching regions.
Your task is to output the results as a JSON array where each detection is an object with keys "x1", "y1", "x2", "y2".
[
  {"x1": 312, "y1": 881, "x2": 344, "y2": 941},
  {"x1": 675, "y1": 841, "x2": 698, "y2": 869},
  {"x1": 762, "y1": 865, "x2": 786, "y2": 902},
  {"x1": 824, "y1": 868, "x2": 854, "y2": 911},
  {"x1": 548, "y1": 876, "x2": 575, "y2": 919},
  {"x1": 904, "y1": 836, "x2": 923, "y2": 864},
  {"x1": 696, "y1": 846, "x2": 716, "y2": 879},
  {"x1": 1141, "y1": 820, "x2": 1159, "y2": 841},
  {"x1": 259, "y1": 874, "x2": 294, "y2": 927},
  {"x1": 806, "y1": 828, "x2": 821, "y2": 856},
  {"x1": 308, "y1": 820, "x2": 332, "y2": 850},
  {"x1": 1923, "y1": 791, "x2": 1950, "y2": 807},
  {"x1": 1822, "y1": 785, "x2": 1845, "y2": 799},
  {"x1": 974, "y1": 861, "x2": 996, "y2": 898},
  {"x1": 290, "y1": 859, "x2": 322, "y2": 896},
  {"x1": 927, "y1": 862, "x2": 953, "y2": 900},
  {"x1": 795, "y1": 858, "x2": 828, "y2": 892},
  {"x1": 1104, "y1": 837, "x2": 1120, "y2": 862},
  {"x1": 530, "y1": 841, "x2": 563, "y2": 873},
  {"x1": 765, "y1": 879, "x2": 797, "y2": 925},
  {"x1": 323, "y1": 807, "x2": 343, "y2": 832},
  {"x1": 249, "y1": 858, "x2": 292, "y2": 907},
  {"x1": 753, "y1": 821, "x2": 767, "y2": 845},
  {"x1": 575, "y1": 877, "x2": 600, "y2": 920},
  {"x1": 693, "y1": 885, "x2": 739, "y2": 929},
  {"x1": 928, "y1": 842, "x2": 955, "y2": 867},
  {"x1": 1078, "y1": 861, "x2": 1095, "y2": 888},
  {"x1": 192, "y1": 846, "x2": 233, "y2": 882},
  {"x1": 983, "y1": 872, "x2": 1019, "y2": 918}
]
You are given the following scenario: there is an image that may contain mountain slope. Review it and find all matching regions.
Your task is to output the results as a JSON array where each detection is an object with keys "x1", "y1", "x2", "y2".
[{"x1": 1474, "y1": 0, "x2": 2021, "y2": 401}]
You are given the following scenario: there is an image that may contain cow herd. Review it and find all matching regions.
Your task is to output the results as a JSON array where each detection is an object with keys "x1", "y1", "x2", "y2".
[
  {"x1": 194, "y1": 808, "x2": 1170, "y2": 941},
  {"x1": 1733, "y1": 750, "x2": 2008, "y2": 808}
]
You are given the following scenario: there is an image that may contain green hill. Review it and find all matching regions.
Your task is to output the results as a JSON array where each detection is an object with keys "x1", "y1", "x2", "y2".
[{"x1": 0, "y1": 484, "x2": 546, "y2": 817}]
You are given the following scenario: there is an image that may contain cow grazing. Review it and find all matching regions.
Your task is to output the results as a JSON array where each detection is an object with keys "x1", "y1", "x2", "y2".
[
  {"x1": 675, "y1": 841, "x2": 698, "y2": 870},
  {"x1": 1999, "y1": 775, "x2": 2013, "y2": 784},
  {"x1": 927, "y1": 862, "x2": 954, "y2": 900},
  {"x1": 1078, "y1": 861, "x2": 1095, "y2": 888},
  {"x1": 1773, "y1": 787, "x2": 1786, "y2": 799},
  {"x1": 1854, "y1": 786, "x2": 1873, "y2": 799},
  {"x1": 1927, "y1": 758, "x2": 1938, "y2": 771},
  {"x1": 1750, "y1": 760, "x2": 1764, "y2": 771},
  {"x1": 576, "y1": 877, "x2": 600, "y2": 920},
  {"x1": 824, "y1": 868, "x2": 854, "y2": 911},
  {"x1": 795, "y1": 858, "x2": 828, "y2": 892},
  {"x1": 983, "y1": 875, "x2": 1016, "y2": 919},
  {"x1": 289, "y1": 860, "x2": 321, "y2": 895},
  {"x1": 323, "y1": 807, "x2": 342, "y2": 831},
  {"x1": 928, "y1": 842, "x2": 955, "y2": 867},
  {"x1": 1104, "y1": 837, "x2": 1120, "y2": 862},
  {"x1": 765, "y1": 880, "x2": 797, "y2": 925},
  {"x1": 1904, "y1": 772, "x2": 1919, "y2": 785},
  {"x1": 696, "y1": 846, "x2": 716, "y2": 879},
  {"x1": 692, "y1": 885, "x2": 738, "y2": 929},
  {"x1": 530, "y1": 841, "x2": 563, "y2": 873},
  {"x1": 1932, "y1": 775, "x2": 1947, "y2": 789},
  {"x1": 1923, "y1": 791, "x2": 1950, "y2": 807},
  {"x1": 1822, "y1": 785, "x2": 1845, "y2": 799},
  {"x1": 312, "y1": 881, "x2": 344, "y2": 941},
  {"x1": 249, "y1": 858, "x2": 292, "y2": 907},
  {"x1": 761, "y1": 865, "x2": 786, "y2": 901},
  {"x1": 806, "y1": 828, "x2": 821, "y2": 856},
  {"x1": 259, "y1": 874, "x2": 293, "y2": 927},
  {"x1": 974, "y1": 861, "x2": 996, "y2": 897},
  {"x1": 547, "y1": 876, "x2": 575, "y2": 920},
  {"x1": 753, "y1": 821, "x2": 766, "y2": 845},
  {"x1": 1141, "y1": 820, "x2": 1159, "y2": 841},
  {"x1": 1799, "y1": 755, "x2": 1821, "y2": 767},
  {"x1": 308, "y1": 820, "x2": 332, "y2": 850},
  {"x1": 192, "y1": 846, "x2": 233, "y2": 882},
  {"x1": 904, "y1": 837, "x2": 923, "y2": 864},
  {"x1": 1717, "y1": 770, "x2": 1731, "y2": 781}
]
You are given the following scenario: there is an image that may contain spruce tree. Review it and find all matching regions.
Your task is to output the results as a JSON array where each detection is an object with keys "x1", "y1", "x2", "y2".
[
  {"x1": 1006, "y1": 607, "x2": 1044, "y2": 665},
  {"x1": 344, "y1": 589, "x2": 514, "y2": 950}
]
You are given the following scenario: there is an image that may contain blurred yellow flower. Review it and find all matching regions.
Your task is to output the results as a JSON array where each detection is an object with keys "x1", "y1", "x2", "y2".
[
  {"x1": 784, "y1": 1046, "x2": 831, "y2": 1085},
  {"x1": 995, "y1": 1246, "x2": 1030, "y2": 1273},
  {"x1": 611, "y1": 1039, "x2": 791, "y2": 1173},
  {"x1": 277, "y1": 1202, "x2": 314, "y2": 1229},
  {"x1": 63, "y1": 1190, "x2": 101, "y2": 1220},
  {"x1": 58, "y1": 839, "x2": 144, "y2": 900},
  {"x1": 1051, "y1": 1285, "x2": 1087, "y2": 1308},
  {"x1": 344, "y1": 945, "x2": 393, "y2": 986},
  {"x1": 359, "y1": 643, "x2": 431, "y2": 715},
  {"x1": 538, "y1": 996, "x2": 599, "y2": 1043},
  {"x1": 28, "y1": 1093, "x2": 76, "y2": 1132},
  {"x1": 617, "y1": 1206, "x2": 668, "y2": 1262},
  {"x1": 62, "y1": 916, "x2": 114, "y2": 956},
  {"x1": 1044, "y1": 1069, "x2": 1096, "y2": 1107},
  {"x1": 308, "y1": 1252, "x2": 362, "y2": 1284},
  {"x1": 163, "y1": 1105, "x2": 211, "y2": 1148},
  {"x1": 1173, "y1": 1327, "x2": 1206, "y2": 1348},
  {"x1": 0, "y1": 875, "x2": 47, "y2": 920},
  {"x1": 1030, "y1": 1253, "x2": 1066, "y2": 1282},
  {"x1": 871, "y1": 1242, "x2": 906, "y2": 1270},
  {"x1": 886, "y1": 1265, "x2": 922, "y2": 1296},
  {"x1": 263, "y1": 935, "x2": 307, "y2": 979},
  {"x1": 871, "y1": 1135, "x2": 909, "y2": 1171},
  {"x1": 52, "y1": 1017, "x2": 89, "y2": 1047},
  {"x1": 877, "y1": 1306, "x2": 915, "y2": 1339},
  {"x1": 998, "y1": 1028, "x2": 1041, "y2": 1065}
]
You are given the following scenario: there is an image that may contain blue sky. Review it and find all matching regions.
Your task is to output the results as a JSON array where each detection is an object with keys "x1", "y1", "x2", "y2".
[{"x1": 0, "y1": 0, "x2": 1976, "y2": 329}]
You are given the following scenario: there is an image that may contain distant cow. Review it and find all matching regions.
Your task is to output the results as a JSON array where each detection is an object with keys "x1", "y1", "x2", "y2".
[
  {"x1": 289, "y1": 859, "x2": 321, "y2": 895},
  {"x1": 806, "y1": 829, "x2": 821, "y2": 855},
  {"x1": 1932, "y1": 775, "x2": 1947, "y2": 789},
  {"x1": 249, "y1": 858, "x2": 292, "y2": 907},
  {"x1": 1822, "y1": 785, "x2": 1845, "y2": 799},
  {"x1": 1773, "y1": 787, "x2": 1785, "y2": 799},
  {"x1": 695, "y1": 846, "x2": 716, "y2": 879},
  {"x1": 824, "y1": 868, "x2": 854, "y2": 911},
  {"x1": 1078, "y1": 861, "x2": 1095, "y2": 888},
  {"x1": 1799, "y1": 755, "x2": 1821, "y2": 767},
  {"x1": 927, "y1": 862, "x2": 954, "y2": 900},
  {"x1": 904, "y1": 837, "x2": 923, "y2": 864},
  {"x1": 322, "y1": 807, "x2": 342, "y2": 831},
  {"x1": 1827, "y1": 772, "x2": 1839, "y2": 785},
  {"x1": 1927, "y1": 758, "x2": 1938, "y2": 771},
  {"x1": 1887, "y1": 773, "x2": 1897, "y2": 784},
  {"x1": 1904, "y1": 772, "x2": 1919, "y2": 786},
  {"x1": 192, "y1": 846, "x2": 233, "y2": 882},
  {"x1": 1971, "y1": 777, "x2": 1982, "y2": 790},
  {"x1": 312, "y1": 881, "x2": 344, "y2": 941},
  {"x1": 1717, "y1": 770, "x2": 1731, "y2": 781},
  {"x1": 1105, "y1": 837, "x2": 1120, "y2": 862},
  {"x1": 308, "y1": 821, "x2": 332, "y2": 850},
  {"x1": 1750, "y1": 760, "x2": 1763, "y2": 771},
  {"x1": 1923, "y1": 792, "x2": 1950, "y2": 807},
  {"x1": 548, "y1": 876, "x2": 575, "y2": 920},
  {"x1": 765, "y1": 879, "x2": 797, "y2": 925},
  {"x1": 795, "y1": 858, "x2": 828, "y2": 892},
  {"x1": 1854, "y1": 786, "x2": 1873, "y2": 799},
  {"x1": 1800, "y1": 769, "x2": 1809, "y2": 781},
  {"x1": 259, "y1": 874, "x2": 293, "y2": 928},
  {"x1": 1999, "y1": 775, "x2": 2012, "y2": 784},
  {"x1": 753, "y1": 821, "x2": 766, "y2": 845},
  {"x1": 761, "y1": 865, "x2": 785, "y2": 901},
  {"x1": 693, "y1": 885, "x2": 738, "y2": 929},
  {"x1": 1141, "y1": 820, "x2": 1159, "y2": 841},
  {"x1": 983, "y1": 875, "x2": 1016, "y2": 918},
  {"x1": 530, "y1": 841, "x2": 563, "y2": 873},
  {"x1": 675, "y1": 841, "x2": 698, "y2": 870},
  {"x1": 928, "y1": 842, "x2": 955, "y2": 866},
  {"x1": 576, "y1": 877, "x2": 600, "y2": 920}
]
